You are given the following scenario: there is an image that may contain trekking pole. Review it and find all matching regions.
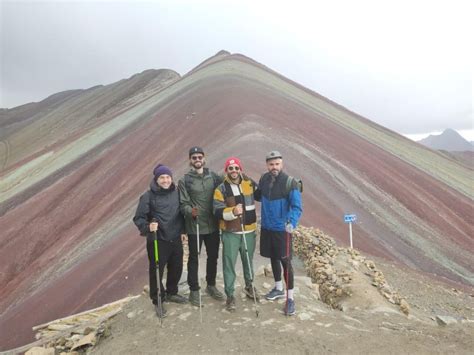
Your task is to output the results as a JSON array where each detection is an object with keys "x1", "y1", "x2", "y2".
[
  {"x1": 240, "y1": 217, "x2": 259, "y2": 318},
  {"x1": 152, "y1": 218, "x2": 163, "y2": 327},
  {"x1": 196, "y1": 216, "x2": 203, "y2": 323},
  {"x1": 285, "y1": 231, "x2": 291, "y2": 318}
]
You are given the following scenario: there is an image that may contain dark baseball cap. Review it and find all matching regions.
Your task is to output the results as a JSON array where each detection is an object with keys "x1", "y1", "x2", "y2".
[
  {"x1": 266, "y1": 150, "x2": 282, "y2": 161},
  {"x1": 189, "y1": 146, "x2": 204, "y2": 157}
]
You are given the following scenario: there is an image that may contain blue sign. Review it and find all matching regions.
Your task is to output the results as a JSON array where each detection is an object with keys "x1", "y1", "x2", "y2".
[{"x1": 344, "y1": 214, "x2": 357, "y2": 223}]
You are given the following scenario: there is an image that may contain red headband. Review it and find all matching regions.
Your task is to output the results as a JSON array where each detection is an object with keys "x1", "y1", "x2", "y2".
[{"x1": 224, "y1": 157, "x2": 242, "y2": 171}]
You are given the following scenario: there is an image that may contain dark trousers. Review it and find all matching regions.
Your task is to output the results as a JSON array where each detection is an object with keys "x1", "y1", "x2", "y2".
[
  {"x1": 261, "y1": 229, "x2": 294, "y2": 289},
  {"x1": 271, "y1": 257, "x2": 294, "y2": 290},
  {"x1": 187, "y1": 231, "x2": 220, "y2": 291},
  {"x1": 146, "y1": 238, "x2": 183, "y2": 304}
]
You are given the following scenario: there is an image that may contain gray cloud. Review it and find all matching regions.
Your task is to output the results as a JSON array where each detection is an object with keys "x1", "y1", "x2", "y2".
[{"x1": 1, "y1": 1, "x2": 472, "y2": 136}]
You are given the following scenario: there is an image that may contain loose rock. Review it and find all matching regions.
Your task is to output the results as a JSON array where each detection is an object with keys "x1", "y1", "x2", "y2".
[{"x1": 435, "y1": 315, "x2": 458, "y2": 326}]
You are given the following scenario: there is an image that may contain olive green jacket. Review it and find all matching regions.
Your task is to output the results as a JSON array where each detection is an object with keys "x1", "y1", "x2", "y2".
[{"x1": 178, "y1": 168, "x2": 222, "y2": 235}]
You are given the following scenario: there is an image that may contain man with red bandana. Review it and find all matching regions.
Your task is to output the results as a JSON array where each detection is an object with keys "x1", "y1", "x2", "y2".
[{"x1": 213, "y1": 157, "x2": 259, "y2": 312}]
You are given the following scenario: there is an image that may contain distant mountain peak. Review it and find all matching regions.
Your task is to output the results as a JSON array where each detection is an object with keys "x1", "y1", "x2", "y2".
[
  {"x1": 441, "y1": 128, "x2": 463, "y2": 137},
  {"x1": 418, "y1": 129, "x2": 473, "y2": 152},
  {"x1": 215, "y1": 49, "x2": 231, "y2": 56}
]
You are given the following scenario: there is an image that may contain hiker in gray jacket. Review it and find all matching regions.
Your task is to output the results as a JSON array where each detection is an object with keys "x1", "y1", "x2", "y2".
[{"x1": 178, "y1": 147, "x2": 224, "y2": 306}]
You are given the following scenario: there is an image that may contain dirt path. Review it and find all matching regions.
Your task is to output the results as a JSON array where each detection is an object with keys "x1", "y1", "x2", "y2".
[{"x1": 91, "y1": 253, "x2": 474, "y2": 354}]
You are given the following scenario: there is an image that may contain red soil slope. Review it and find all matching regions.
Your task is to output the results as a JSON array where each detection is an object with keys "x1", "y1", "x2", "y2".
[{"x1": 0, "y1": 52, "x2": 472, "y2": 350}]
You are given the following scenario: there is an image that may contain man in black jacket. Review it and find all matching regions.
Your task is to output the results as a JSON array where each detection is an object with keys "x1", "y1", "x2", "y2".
[{"x1": 133, "y1": 164, "x2": 188, "y2": 318}]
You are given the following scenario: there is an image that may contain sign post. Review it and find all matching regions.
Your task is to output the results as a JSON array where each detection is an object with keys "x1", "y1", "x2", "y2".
[{"x1": 343, "y1": 214, "x2": 357, "y2": 248}]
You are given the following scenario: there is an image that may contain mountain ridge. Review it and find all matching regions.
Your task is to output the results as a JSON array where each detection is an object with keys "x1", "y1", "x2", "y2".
[{"x1": 0, "y1": 50, "x2": 472, "y2": 350}]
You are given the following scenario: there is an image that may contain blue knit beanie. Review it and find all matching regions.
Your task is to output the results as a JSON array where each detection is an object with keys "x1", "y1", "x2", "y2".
[{"x1": 153, "y1": 164, "x2": 173, "y2": 178}]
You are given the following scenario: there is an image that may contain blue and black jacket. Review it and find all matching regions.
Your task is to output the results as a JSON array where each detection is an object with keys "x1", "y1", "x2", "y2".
[{"x1": 255, "y1": 171, "x2": 302, "y2": 231}]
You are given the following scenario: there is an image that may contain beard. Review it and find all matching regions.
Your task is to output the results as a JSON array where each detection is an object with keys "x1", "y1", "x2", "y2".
[
  {"x1": 228, "y1": 171, "x2": 241, "y2": 181},
  {"x1": 191, "y1": 160, "x2": 205, "y2": 169}
]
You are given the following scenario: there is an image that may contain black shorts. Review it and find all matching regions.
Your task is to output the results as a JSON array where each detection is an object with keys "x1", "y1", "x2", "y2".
[{"x1": 259, "y1": 229, "x2": 293, "y2": 259}]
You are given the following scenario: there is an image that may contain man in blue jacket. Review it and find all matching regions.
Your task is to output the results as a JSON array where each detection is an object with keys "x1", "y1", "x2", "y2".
[{"x1": 256, "y1": 151, "x2": 302, "y2": 316}]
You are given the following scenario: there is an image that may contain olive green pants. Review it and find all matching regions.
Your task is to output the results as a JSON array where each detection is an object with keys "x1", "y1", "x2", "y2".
[{"x1": 221, "y1": 230, "x2": 256, "y2": 297}]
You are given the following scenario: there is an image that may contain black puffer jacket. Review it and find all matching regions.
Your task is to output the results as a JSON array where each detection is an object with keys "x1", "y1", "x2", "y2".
[{"x1": 133, "y1": 179, "x2": 184, "y2": 242}]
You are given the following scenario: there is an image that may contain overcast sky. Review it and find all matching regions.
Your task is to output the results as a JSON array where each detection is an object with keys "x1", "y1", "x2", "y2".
[{"x1": 1, "y1": 0, "x2": 472, "y2": 139}]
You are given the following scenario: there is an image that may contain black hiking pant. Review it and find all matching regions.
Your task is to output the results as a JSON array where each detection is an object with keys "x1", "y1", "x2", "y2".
[
  {"x1": 187, "y1": 231, "x2": 220, "y2": 291},
  {"x1": 271, "y1": 257, "x2": 294, "y2": 290},
  {"x1": 261, "y1": 229, "x2": 294, "y2": 289},
  {"x1": 146, "y1": 237, "x2": 183, "y2": 304}
]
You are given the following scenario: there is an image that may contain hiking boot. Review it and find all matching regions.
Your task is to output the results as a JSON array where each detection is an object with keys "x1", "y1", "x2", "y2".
[
  {"x1": 189, "y1": 290, "x2": 203, "y2": 307},
  {"x1": 283, "y1": 299, "x2": 296, "y2": 316},
  {"x1": 265, "y1": 287, "x2": 285, "y2": 300},
  {"x1": 166, "y1": 293, "x2": 188, "y2": 304},
  {"x1": 244, "y1": 285, "x2": 260, "y2": 301},
  {"x1": 225, "y1": 296, "x2": 236, "y2": 312},
  {"x1": 154, "y1": 303, "x2": 167, "y2": 318},
  {"x1": 206, "y1": 285, "x2": 224, "y2": 300}
]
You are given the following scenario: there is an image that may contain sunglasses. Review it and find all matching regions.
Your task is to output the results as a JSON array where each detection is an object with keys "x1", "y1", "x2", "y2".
[
  {"x1": 191, "y1": 155, "x2": 204, "y2": 161},
  {"x1": 227, "y1": 166, "x2": 240, "y2": 171}
]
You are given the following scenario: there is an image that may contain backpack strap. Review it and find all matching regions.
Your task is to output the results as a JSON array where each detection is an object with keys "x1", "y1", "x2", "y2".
[
  {"x1": 286, "y1": 176, "x2": 295, "y2": 196},
  {"x1": 286, "y1": 176, "x2": 303, "y2": 195}
]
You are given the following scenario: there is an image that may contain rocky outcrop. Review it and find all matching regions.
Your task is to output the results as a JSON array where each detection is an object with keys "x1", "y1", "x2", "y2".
[
  {"x1": 293, "y1": 226, "x2": 409, "y2": 314},
  {"x1": 14, "y1": 296, "x2": 139, "y2": 355}
]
